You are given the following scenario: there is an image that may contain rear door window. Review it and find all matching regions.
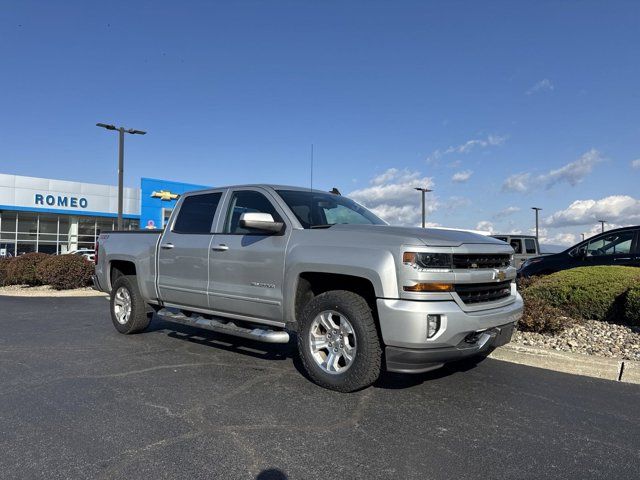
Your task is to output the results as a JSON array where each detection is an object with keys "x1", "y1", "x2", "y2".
[
  {"x1": 172, "y1": 192, "x2": 223, "y2": 234},
  {"x1": 524, "y1": 238, "x2": 537, "y2": 254}
]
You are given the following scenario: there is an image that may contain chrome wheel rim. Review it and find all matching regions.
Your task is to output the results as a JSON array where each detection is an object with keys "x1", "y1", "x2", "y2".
[
  {"x1": 308, "y1": 310, "x2": 357, "y2": 375},
  {"x1": 113, "y1": 287, "x2": 132, "y2": 325}
]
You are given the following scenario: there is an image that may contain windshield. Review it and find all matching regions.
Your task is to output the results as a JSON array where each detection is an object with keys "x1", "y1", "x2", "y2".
[{"x1": 276, "y1": 190, "x2": 387, "y2": 229}]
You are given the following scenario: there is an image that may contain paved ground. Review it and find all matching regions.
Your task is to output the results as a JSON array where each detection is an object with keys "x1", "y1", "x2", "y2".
[{"x1": 1, "y1": 297, "x2": 639, "y2": 480}]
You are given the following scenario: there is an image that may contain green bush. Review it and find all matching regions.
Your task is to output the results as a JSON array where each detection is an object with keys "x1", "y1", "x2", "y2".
[
  {"x1": 0, "y1": 257, "x2": 13, "y2": 286},
  {"x1": 5, "y1": 252, "x2": 50, "y2": 286},
  {"x1": 623, "y1": 287, "x2": 640, "y2": 327},
  {"x1": 522, "y1": 266, "x2": 640, "y2": 325},
  {"x1": 36, "y1": 254, "x2": 95, "y2": 290}
]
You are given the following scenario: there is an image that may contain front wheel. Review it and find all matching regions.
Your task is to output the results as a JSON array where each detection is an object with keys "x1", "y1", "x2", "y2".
[
  {"x1": 110, "y1": 275, "x2": 152, "y2": 334},
  {"x1": 298, "y1": 290, "x2": 382, "y2": 392}
]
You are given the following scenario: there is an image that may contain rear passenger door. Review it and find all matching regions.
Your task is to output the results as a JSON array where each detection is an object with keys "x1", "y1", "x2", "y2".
[{"x1": 157, "y1": 191, "x2": 224, "y2": 309}]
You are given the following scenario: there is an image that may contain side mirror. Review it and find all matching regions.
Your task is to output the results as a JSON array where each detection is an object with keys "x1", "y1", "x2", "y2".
[{"x1": 239, "y1": 212, "x2": 284, "y2": 233}]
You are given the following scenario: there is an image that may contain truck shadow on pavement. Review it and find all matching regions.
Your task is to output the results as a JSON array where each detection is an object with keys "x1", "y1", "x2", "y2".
[{"x1": 146, "y1": 315, "x2": 487, "y2": 390}]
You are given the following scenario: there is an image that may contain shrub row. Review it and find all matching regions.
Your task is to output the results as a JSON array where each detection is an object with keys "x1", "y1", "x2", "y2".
[
  {"x1": 0, "y1": 253, "x2": 94, "y2": 290},
  {"x1": 520, "y1": 266, "x2": 640, "y2": 331}
]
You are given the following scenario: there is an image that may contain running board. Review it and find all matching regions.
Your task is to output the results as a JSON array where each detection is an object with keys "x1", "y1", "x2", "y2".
[{"x1": 156, "y1": 308, "x2": 290, "y2": 344}]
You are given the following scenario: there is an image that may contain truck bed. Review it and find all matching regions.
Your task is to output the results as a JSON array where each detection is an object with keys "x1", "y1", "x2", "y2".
[{"x1": 97, "y1": 230, "x2": 162, "y2": 301}]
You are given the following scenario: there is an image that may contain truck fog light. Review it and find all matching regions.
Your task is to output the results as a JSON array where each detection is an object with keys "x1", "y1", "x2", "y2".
[{"x1": 427, "y1": 314, "x2": 441, "y2": 339}]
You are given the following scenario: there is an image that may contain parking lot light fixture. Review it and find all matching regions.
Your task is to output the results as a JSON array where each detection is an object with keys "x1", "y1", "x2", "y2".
[
  {"x1": 598, "y1": 220, "x2": 607, "y2": 233},
  {"x1": 96, "y1": 123, "x2": 147, "y2": 230},
  {"x1": 414, "y1": 187, "x2": 433, "y2": 228},
  {"x1": 531, "y1": 207, "x2": 542, "y2": 240}
]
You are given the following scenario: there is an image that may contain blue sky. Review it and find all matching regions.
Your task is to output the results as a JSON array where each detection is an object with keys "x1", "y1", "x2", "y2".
[{"x1": 2, "y1": 1, "x2": 639, "y2": 244}]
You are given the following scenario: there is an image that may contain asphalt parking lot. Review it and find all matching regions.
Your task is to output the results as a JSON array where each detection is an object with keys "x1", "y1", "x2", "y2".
[{"x1": 1, "y1": 296, "x2": 639, "y2": 479}]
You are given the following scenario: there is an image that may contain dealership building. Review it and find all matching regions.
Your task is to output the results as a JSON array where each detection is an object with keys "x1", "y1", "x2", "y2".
[{"x1": 0, "y1": 173, "x2": 206, "y2": 256}]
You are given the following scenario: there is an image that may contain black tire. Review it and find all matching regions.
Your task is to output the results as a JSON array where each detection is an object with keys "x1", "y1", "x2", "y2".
[
  {"x1": 297, "y1": 290, "x2": 382, "y2": 392},
  {"x1": 110, "y1": 275, "x2": 152, "y2": 334}
]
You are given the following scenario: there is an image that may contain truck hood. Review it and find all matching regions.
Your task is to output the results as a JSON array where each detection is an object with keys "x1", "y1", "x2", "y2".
[{"x1": 326, "y1": 224, "x2": 506, "y2": 247}]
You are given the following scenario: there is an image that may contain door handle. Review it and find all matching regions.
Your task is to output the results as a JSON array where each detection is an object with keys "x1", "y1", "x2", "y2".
[
  {"x1": 211, "y1": 244, "x2": 229, "y2": 251},
  {"x1": 160, "y1": 243, "x2": 175, "y2": 250}
]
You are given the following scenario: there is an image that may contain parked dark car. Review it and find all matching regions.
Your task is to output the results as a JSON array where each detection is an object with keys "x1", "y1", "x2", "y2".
[{"x1": 518, "y1": 225, "x2": 640, "y2": 278}]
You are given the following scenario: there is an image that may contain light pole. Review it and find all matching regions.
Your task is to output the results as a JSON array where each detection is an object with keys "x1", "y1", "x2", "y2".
[
  {"x1": 96, "y1": 123, "x2": 146, "y2": 230},
  {"x1": 597, "y1": 219, "x2": 606, "y2": 233},
  {"x1": 414, "y1": 187, "x2": 433, "y2": 228},
  {"x1": 531, "y1": 207, "x2": 542, "y2": 240}
]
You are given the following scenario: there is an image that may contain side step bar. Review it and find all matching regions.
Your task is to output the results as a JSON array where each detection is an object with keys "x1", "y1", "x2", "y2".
[{"x1": 156, "y1": 308, "x2": 290, "y2": 344}]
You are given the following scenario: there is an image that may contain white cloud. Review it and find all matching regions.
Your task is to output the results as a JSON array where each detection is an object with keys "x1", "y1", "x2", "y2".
[
  {"x1": 526, "y1": 78, "x2": 554, "y2": 95},
  {"x1": 544, "y1": 195, "x2": 640, "y2": 228},
  {"x1": 493, "y1": 206, "x2": 521, "y2": 219},
  {"x1": 631, "y1": 159, "x2": 640, "y2": 169},
  {"x1": 537, "y1": 229, "x2": 579, "y2": 246},
  {"x1": 501, "y1": 172, "x2": 531, "y2": 193},
  {"x1": 349, "y1": 168, "x2": 436, "y2": 226},
  {"x1": 475, "y1": 220, "x2": 494, "y2": 233},
  {"x1": 451, "y1": 170, "x2": 473, "y2": 183},
  {"x1": 443, "y1": 196, "x2": 471, "y2": 211},
  {"x1": 427, "y1": 134, "x2": 506, "y2": 164},
  {"x1": 501, "y1": 149, "x2": 603, "y2": 192}
]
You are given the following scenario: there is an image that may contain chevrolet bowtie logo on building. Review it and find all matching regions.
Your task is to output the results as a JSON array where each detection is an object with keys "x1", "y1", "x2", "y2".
[{"x1": 151, "y1": 190, "x2": 180, "y2": 201}]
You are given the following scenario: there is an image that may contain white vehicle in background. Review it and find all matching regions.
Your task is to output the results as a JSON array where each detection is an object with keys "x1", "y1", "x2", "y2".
[
  {"x1": 67, "y1": 248, "x2": 95, "y2": 262},
  {"x1": 491, "y1": 235, "x2": 541, "y2": 270}
]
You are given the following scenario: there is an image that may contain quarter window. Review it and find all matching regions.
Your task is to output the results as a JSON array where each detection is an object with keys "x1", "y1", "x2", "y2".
[
  {"x1": 224, "y1": 190, "x2": 282, "y2": 234},
  {"x1": 173, "y1": 193, "x2": 222, "y2": 234}
]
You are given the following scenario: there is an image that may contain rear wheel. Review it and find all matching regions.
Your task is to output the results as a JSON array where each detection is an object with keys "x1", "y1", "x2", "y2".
[
  {"x1": 298, "y1": 290, "x2": 382, "y2": 392},
  {"x1": 110, "y1": 275, "x2": 152, "y2": 334}
]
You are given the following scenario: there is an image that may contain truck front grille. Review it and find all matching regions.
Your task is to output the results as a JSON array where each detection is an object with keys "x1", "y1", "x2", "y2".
[
  {"x1": 455, "y1": 281, "x2": 512, "y2": 304},
  {"x1": 453, "y1": 254, "x2": 510, "y2": 269}
]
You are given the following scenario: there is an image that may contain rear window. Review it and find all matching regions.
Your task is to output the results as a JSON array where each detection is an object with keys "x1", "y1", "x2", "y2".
[{"x1": 173, "y1": 193, "x2": 222, "y2": 234}]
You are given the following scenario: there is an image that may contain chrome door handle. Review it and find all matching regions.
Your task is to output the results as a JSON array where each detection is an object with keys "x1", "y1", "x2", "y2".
[
  {"x1": 160, "y1": 243, "x2": 175, "y2": 250},
  {"x1": 211, "y1": 244, "x2": 229, "y2": 251}
]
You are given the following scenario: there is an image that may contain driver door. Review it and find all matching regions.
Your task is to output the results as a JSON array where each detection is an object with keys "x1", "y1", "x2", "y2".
[{"x1": 208, "y1": 188, "x2": 291, "y2": 323}]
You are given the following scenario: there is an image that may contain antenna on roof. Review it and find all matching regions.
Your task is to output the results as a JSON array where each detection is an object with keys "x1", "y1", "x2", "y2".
[{"x1": 310, "y1": 143, "x2": 314, "y2": 192}]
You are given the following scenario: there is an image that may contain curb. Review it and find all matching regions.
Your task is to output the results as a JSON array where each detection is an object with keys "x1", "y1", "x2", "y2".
[{"x1": 489, "y1": 343, "x2": 640, "y2": 385}]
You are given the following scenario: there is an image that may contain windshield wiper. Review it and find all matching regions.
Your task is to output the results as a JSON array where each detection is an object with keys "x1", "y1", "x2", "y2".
[{"x1": 310, "y1": 224, "x2": 333, "y2": 229}]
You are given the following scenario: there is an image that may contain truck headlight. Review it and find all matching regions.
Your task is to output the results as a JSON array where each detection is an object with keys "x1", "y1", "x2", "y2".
[{"x1": 403, "y1": 252, "x2": 453, "y2": 272}]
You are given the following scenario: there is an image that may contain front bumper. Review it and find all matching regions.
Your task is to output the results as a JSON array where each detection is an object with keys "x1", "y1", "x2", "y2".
[
  {"x1": 376, "y1": 293, "x2": 523, "y2": 373},
  {"x1": 385, "y1": 322, "x2": 515, "y2": 373}
]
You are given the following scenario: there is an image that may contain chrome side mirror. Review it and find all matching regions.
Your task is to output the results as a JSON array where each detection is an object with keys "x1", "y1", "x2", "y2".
[{"x1": 239, "y1": 212, "x2": 284, "y2": 233}]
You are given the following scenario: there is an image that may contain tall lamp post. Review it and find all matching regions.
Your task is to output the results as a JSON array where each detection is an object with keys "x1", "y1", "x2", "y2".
[
  {"x1": 597, "y1": 219, "x2": 607, "y2": 233},
  {"x1": 96, "y1": 123, "x2": 146, "y2": 230},
  {"x1": 414, "y1": 187, "x2": 433, "y2": 228},
  {"x1": 531, "y1": 207, "x2": 542, "y2": 240}
]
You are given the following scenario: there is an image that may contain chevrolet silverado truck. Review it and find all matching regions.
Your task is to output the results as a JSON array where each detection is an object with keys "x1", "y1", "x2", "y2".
[{"x1": 94, "y1": 185, "x2": 522, "y2": 392}]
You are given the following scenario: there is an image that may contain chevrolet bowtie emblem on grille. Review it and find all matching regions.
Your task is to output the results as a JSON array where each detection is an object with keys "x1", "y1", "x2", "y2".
[
  {"x1": 151, "y1": 190, "x2": 180, "y2": 201},
  {"x1": 494, "y1": 270, "x2": 506, "y2": 281}
]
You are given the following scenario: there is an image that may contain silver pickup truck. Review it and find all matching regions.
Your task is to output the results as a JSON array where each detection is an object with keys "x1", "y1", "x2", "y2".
[{"x1": 94, "y1": 184, "x2": 522, "y2": 392}]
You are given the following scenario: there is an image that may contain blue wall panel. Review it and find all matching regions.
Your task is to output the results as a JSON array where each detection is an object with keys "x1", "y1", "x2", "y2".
[{"x1": 140, "y1": 178, "x2": 209, "y2": 229}]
